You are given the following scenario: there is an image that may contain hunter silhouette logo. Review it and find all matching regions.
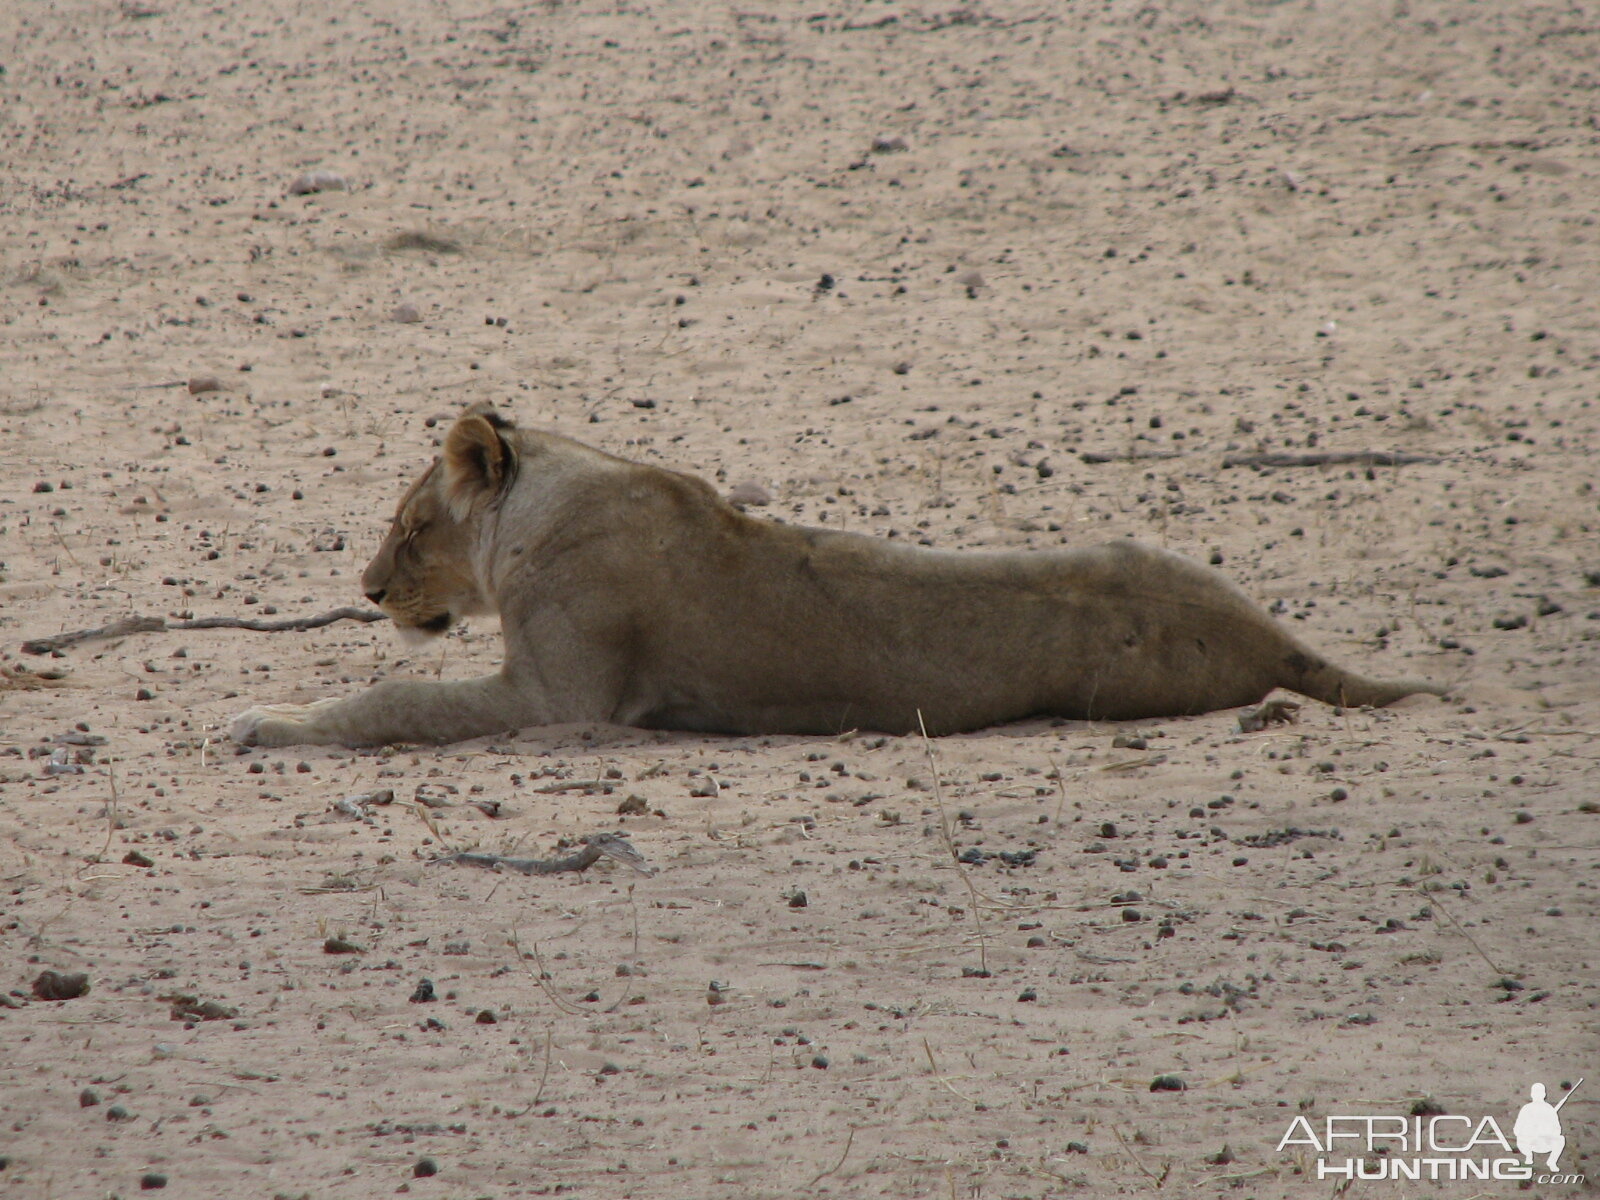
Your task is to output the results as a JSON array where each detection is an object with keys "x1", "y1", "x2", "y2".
[
  {"x1": 1276, "y1": 1077, "x2": 1585, "y2": 1184},
  {"x1": 1516, "y1": 1079, "x2": 1581, "y2": 1172}
]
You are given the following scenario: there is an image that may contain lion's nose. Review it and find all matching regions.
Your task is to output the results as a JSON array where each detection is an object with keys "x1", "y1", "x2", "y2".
[{"x1": 365, "y1": 589, "x2": 386, "y2": 605}]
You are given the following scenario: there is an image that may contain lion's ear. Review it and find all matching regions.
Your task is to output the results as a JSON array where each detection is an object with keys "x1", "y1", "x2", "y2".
[
  {"x1": 442, "y1": 410, "x2": 515, "y2": 519},
  {"x1": 459, "y1": 400, "x2": 514, "y2": 428}
]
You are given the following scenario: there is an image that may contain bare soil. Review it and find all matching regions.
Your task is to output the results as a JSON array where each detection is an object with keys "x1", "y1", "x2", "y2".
[{"x1": 2, "y1": 1, "x2": 1597, "y2": 1196}]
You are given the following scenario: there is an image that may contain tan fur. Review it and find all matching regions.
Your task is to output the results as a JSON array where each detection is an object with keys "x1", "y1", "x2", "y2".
[{"x1": 231, "y1": 409, "x2": 1445, "y2": 748}]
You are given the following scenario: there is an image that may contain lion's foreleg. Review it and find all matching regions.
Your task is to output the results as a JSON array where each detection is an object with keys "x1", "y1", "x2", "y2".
[{"x1": 231, "y1": 673, "x2": 539, "y2": 748}]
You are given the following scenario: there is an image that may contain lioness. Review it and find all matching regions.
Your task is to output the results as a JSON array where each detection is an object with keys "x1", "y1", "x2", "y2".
[{"x1": 231, "y1": 406, "x2": 1444, "y2": 748}]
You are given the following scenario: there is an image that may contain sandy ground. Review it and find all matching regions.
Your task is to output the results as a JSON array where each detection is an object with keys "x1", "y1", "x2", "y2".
[{"x1": 2, "y1": 0, "x2": 1598, "y2": 1196}]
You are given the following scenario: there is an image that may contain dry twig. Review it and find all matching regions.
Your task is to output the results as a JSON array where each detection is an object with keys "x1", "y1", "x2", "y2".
[
  {"x1": 1079, "y1": 449, "x2": 1181, "y2": 464},
  {"x1": 434, "y1": 833, "x2": 651, "y2": 876},
  {"x1": 808, "y1": 1127, "x2": 857, "y2": 1187},
  {"x1": 921, "y1": 1037, "x2": 979, "y2": 1104},
  {"x1": 22, "y1": 606, "x2": 386, "y2": 655},
  {"x1": 917, "y1": 711, "x2": 989, "y2": 975},
  {"x1": 1412, "y1": 882, "x2": 1511, "y2": 977},
  {"x1": 1112, "y1": 1126, "x2": 1171, "y2": 1187},
  {"x1": 1221, "y1": 450, "x2": 1438, "y2": 469}
]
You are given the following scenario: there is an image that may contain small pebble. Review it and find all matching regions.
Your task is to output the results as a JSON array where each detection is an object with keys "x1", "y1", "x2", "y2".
[
  {"x1": 186, "y1": 376, "x2": 222, "y2": 395},
  {"x1": 1150, "y1": 1074, "x2": 1187, "y2": 1092},
  {"x1": 810, "y1": 1054, "x2": 830, "y2": 1069},
  {"x1": 727, "y1": 480, "x2": 772, "y2": 508},
  {"x1": 106, "y1": 1104, "x2": 133, "y2": 1121},
  {"x1": 870, "y1": 134, "x2": 909, "y2": 153},
  {"x1": 409, "y1": 979, "x2": 436, "y2": 1004},
  {"x1": 169, "y1": 997, "x2": 236, "y2": 1021},
  {"x1": 288, "y1": 169, "x2": 348, "y2": 196},
  {"x1": 32, "y1": 970, "x2": 90, "y2": 1001},
  {"x1": 79, "y1": 1088, "x2": 101, "y2": 1107},
  {"x1": 392, "y1": 302, "x2": 422, "y2": 324},
  {"x1": 140, "y1": 1172, "x2": 167, "y2": 1189},
  {"x1": 413, "y1": 1157, "x2": 438, "y2": 1178}
]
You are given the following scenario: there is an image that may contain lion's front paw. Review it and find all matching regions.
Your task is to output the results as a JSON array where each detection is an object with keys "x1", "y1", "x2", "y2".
[{"x1": 231, "y1": 700, "x2": 340, "y2": 748}]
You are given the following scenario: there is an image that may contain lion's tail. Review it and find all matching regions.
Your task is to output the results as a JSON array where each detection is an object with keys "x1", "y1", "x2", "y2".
[{"x1": 1289, "y1": 655, "x2": 1447, "y2": 709}]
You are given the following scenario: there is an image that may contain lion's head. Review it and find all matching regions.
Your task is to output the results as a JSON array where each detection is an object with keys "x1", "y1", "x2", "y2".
[{"x1": 361, "y1": 405, "x2": 518, "y2": 638}]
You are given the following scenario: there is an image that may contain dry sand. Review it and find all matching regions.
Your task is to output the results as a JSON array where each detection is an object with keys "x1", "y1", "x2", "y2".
[{"x1": 2, "y1": 1, "x2": 1597, "y2": 1196}]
